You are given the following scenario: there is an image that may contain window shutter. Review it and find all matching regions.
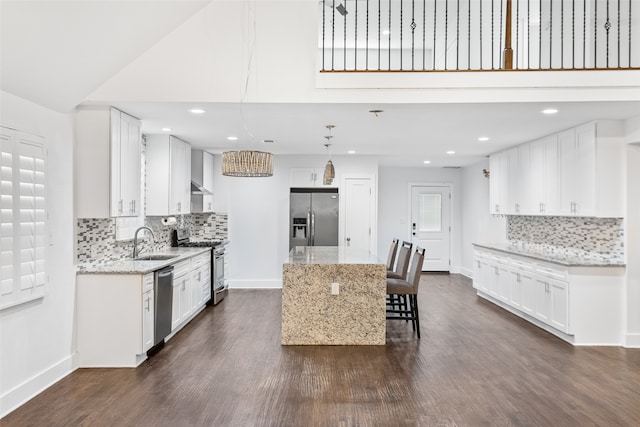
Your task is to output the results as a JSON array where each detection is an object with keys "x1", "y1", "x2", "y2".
[{"x1": 0, "y1": 126, "x2": 47, "y2": 310}]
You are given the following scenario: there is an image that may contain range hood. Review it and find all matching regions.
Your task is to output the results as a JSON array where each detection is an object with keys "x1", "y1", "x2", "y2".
[{"x1": 191, "y1": 181, "x2": 213, "y2": 195}]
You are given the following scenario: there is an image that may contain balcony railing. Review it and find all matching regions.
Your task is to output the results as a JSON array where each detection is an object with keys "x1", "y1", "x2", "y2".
[{"x1": 319, "y1": 0, "x2": 639, "y2": 71}]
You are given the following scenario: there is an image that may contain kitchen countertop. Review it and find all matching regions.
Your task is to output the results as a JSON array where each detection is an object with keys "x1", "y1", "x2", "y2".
[
  {"x1": 77, "y1": 247, "x2": 212, "y2": 274},
  {"x1": 286, "y1": 245, "x2": 384, "y2": 265},
  {"x1": 473, "y1": 243, "x2": 626, "y2": 268}
]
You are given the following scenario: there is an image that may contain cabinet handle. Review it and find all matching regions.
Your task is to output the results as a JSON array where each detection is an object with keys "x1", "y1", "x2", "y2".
[
  {"x1": 177, "y1": 202, "x2": 181, "y2": 212},
  {"x1": 182, "y1": 280, "x2": 185, "y2": 291},
  {"x1": 208, "y1": 202, "x2": 212, "y2": 211},
  {"x1": 118, "y1": 200, "x2": 123, "y2": 214},
  {"x1": 132, "y1": 200, "x2": 136, "y2": 213},
  {"x1": 145, "y1": 297, "x2": 150, "y2": 311}
]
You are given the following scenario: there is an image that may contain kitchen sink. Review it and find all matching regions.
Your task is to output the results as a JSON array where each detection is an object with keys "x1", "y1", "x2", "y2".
[{"x1": 134, "y1": 254, "x2": 179, "y2": 261}]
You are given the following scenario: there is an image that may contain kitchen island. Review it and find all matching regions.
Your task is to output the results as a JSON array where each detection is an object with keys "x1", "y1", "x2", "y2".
[{"x1": 282, "y1": 246, "x2": 386, "y2": 345}]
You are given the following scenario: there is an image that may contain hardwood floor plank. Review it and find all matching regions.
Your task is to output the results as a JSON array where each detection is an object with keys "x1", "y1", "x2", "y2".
[{"x1": 3, "y1": 274, "x2": 640, "y2": 426}]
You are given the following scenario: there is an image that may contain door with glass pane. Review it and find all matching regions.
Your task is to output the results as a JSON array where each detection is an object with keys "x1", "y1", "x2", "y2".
[{"x1": 410, "y1": 186, "x2": 451, "y2": 271}]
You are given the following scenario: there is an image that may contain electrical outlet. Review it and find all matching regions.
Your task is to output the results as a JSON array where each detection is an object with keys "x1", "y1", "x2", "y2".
[{"x1": 331, "y1": 282, "x2": 339, "y2": 295}]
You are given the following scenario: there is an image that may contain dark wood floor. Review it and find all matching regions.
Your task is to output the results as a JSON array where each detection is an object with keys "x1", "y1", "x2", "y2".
[{"x1": 4, "y1": 274, "x2": 640, "y2": 426}]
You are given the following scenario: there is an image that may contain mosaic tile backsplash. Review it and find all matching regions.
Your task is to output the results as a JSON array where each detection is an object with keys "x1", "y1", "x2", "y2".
[
  {"x1": 507, "y1": 216, "x2": 624, "y2": 262},
  {"x1": 77, "y1": 213, "x2": 229, "y2": 264}
]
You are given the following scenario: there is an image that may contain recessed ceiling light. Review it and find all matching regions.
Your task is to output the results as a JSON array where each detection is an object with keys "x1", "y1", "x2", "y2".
[
  {"x1": 541, "y1": 108, "x2": 558, "y2": 115},
  {"x1": 161, "y1": 127, "x2": 172, "y2": 132},
  {"x1": 382, "y1": 29, "x2": 390, "y2": 35},
  {"x1": 478, "y1": 136, "x2": 490, "y2": 141},
  {"x1": 226, "y1": 136, "x2": 238, "y2": 141},
  {"x1": 446, "y1": 151, "x2": 456, "y2": 155},
  {"x1": 423, "y1": 160, "x2": 431, "y2": 164},
  {"x1": 189, "y1": 108, "x2": 206, "y2": 114},
  {"x1": 347, "y1": 150, "x2": 356, "y2": 154}
]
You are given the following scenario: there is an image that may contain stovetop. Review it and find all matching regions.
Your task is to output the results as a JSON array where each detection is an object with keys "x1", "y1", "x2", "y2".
[{"x1": 171, "y1": 228, "x2": 224, "y2": 248}]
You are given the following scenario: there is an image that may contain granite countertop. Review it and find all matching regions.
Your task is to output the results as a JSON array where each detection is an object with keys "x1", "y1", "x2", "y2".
[
  {"x1": 77, "y1": 247, "x2": 212, "y2": 274},
  {"x1": 286, "y1": 246, "x2": 384, "y2": 265},
  {"x1": 473, "y1": 243, "x2": 626, "y2": 268}
]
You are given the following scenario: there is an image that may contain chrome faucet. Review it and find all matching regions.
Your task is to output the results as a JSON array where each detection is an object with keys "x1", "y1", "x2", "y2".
[{"x1": 133, "y1": 226, "x2": 155, "y2": 258}]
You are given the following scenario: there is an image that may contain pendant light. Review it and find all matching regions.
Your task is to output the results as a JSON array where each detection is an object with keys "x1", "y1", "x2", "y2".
[
  {"x1": 323, "y1": 125, "x2": 336, "y2": 185},
  {"x1": 222, "y1": 150, "x2": 273, "y2": 177}
]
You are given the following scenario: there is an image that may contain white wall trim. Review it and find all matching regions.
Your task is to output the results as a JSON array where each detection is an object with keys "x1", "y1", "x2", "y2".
[
  {"x1": 460, "y1": 266, "x2": 473, "y2": 279},
  {"x1": 0, "y1": 353, "x2": 77, "y2": 418},
  {"x1": 229, "y1": 279, "x2": 282, "y2": 289},
  {"x1": 623, "y1": 334, "x2": 640, "y2": 348}
]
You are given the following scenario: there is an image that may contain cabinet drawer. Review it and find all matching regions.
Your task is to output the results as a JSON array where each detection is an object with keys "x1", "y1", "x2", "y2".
[
  {"x1": 192, "y1": 252, "x2": 211, "y2": 268},
  {"x1": 172, "y1": 259, "x2": 192, "y2": 278},
  {"x1": 143, "y1": 273, "x2": 154, "y2": 292}
]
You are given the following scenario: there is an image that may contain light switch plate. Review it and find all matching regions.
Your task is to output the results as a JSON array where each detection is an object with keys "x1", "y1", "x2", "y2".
[{"x1": 331, "y1": 282, "x2": 339, "y2": 295}]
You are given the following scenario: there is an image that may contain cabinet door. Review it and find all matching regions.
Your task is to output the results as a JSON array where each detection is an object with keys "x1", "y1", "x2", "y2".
[
  {"x1": 191, "y1": 266, "x2": 205, "y2": 309},
  {"x1": 497, "y1": 263, "x2": 511, "y2": 303},
  {"x1": 120, "y1": 112, "x2": 141, "y2": 216},
  {"x1": 529, "y1": 139, "x2": 546, "y2": 215},
  {"x1": 109, "y1": 108, "x2": 123, "y2": 217},
  {"x1": 508, "y1": 145, "x2": 530, "y2": 214},
  {"x1": 509, "y1": 270, "x2": 523, "y2": 310},
  {"x1": 549, "y1": 278, "x2": 569, "y2": 333},
  {"x1": 142, "y1": 289, "x2": 154, "y2": 352},
  {"x1": 179, "y1": 274, "x2": 192, "y2": 321},
  {"x1": 542, "y1": 135, "x2": 560, "y2": 215},
  {"x1": 558, "y1": 128, "x2": 577, "y2": 215},
  {"x1": 169, "y1": 138, "x2": 184, "y2": 214},
  {"x1": 533, "y1": 277, "x2": 552, "y2": 324},
  {"x1": 520, "y1": 271, "x2": 537, "y2": 316},
  {"x1": 489, "y1": 152, "x2": 509, "y2": 215},
  {"x1": 573, "y1": 123, "x2": 596, "y2": 216},
  {"x1": 291, "y1": 168, "x2": 318, "y2": 187},
  {"x1": 172, "y1": 279, "x2": 182, "y2": 330},
  {"x1": 202, "y1": 151, "x2": 214, "y2": 212}
]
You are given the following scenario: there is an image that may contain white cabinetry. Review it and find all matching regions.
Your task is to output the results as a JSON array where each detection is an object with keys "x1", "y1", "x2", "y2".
[
  {"x1": 473, "y1": 246, "x2": 624, "y2": 345},
  {"x1": 191, "y1": 251, "x2": 211, "y2": 306},
  {"x1": 77, "y1": 272, "x2": 155, "y2": 367},
  {"x1": 290, "y1": 168, "x2": 337, "y2": 188},
  {"x1": 171, "y1": 259, "x2": 192, "y2": 331},
  {"x1": 76, "y1": 106, "x2": 141, "y2": 218},
  {"x1": 489, "y1": 152, "x2": 509, "y2": 215},
  {"x1": 489, "y1": 120, "x2": 624, "y2": 217},
  {"x1": 191, "y1": 150, "x2": 215, "y2": 213},
  {"x1": 146, "y1": 135, "x2": 192, "y2": 216}
]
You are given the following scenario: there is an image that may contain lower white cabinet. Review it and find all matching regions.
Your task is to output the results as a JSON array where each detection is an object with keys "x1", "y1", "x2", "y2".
[
  {"x1": 170, "y1": 252, "x2": 211, "y2": 333},
  {"x1": 473, "y1": 246, "x2": 624, "y2": 345},
  {"x1": 142, "y1": 274, "x2": 155, "y2": 353},
  {"x1": 77, "y1": 272, "x2": 155, "y2": 367}
]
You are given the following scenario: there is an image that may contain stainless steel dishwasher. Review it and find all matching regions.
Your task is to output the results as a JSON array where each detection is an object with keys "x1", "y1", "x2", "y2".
[{"x1": 154, "y1": 266, "x2": 174, "y2": 347}]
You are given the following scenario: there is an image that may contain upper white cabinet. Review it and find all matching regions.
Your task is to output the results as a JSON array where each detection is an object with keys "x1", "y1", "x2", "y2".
[
  {"x1": 76, "y1": 106, "x2": 142, "y2": 218},
  {"x1": 489, "y1": 151, "x2": 509, "y2": 215},
  {"x1": 146, "y1": 135, "x2": 192, "y2": 216},
  {"x1": 290, "y1": 168, "x2": 337, "y2": 188},
  {"x1": 191, "y1": 150, "x2": 214, "y2": 213},
  {"x1": 489, "y1": 120, "x2": 624, "y2": 217}
]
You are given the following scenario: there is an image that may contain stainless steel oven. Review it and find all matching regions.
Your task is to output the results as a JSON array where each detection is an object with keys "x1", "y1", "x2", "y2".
[{"x1": 213, "y1": 245, "x2": 228, "y2": 305}]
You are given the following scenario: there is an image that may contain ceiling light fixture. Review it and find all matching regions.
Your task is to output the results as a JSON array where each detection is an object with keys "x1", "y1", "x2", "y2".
[
  {"x1": 369, "y1": 109, "x2": 384, "y2": 117},
  {"x1": 382, "y1": 29, "x2": 391, "y2": 35},
  {"x1": 478, "y1": 136, "x2": 490, "y2": 141},
  {"x1": 347, "y1": 150, "x2": 356, "y2": 154},
  {"x1": 226, "y1": 136, "x2": 238, "y2": 141},
  {"x1": 161, "y1": 127, "x2": 172, "y2": 132},
  {"x1": 541, "y1": 108, "x2": 558, "y2": 115},
  {"x1": 222, "y1": 150, "x2": 273, "y2": 177},
  {"x1": 323, "y1": 125, "x2": 336, "y2": 185},
  {"x1": 188, "y1": 108, "x2": 206, "y2": 114},
  {"x1": 423, "y1": 160, "x2": 431, "y2": 164},
  {"x1": 447, "y1": 151, "x2": 456, "y2": 155}
]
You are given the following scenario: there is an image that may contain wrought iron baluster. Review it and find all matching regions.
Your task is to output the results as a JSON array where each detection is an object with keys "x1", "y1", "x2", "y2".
[
  {"x1": 445, "y1": 0, "x2": 449, "y2": 69},
  {"x1": 344, "y1": 0, "x2": 347, "y2": 70},
  {"x1": 411, "y1": 0, "x2": 416, "y2": 70},
  {"x1": 423, "y1": 0, "x2": 426, "y2": 70},
  {"x1": 366, "y1": 0, "x2": 369, "y2": 70},
  {"x1": 389, "y1": 0, "x2": 392, "y2": 69},
  {"x1": 378, "y1": 0, "x2": 381, "y2": 70},
  {"x1": 355, "y1": 0, "x2": 358, "y2": 70},
  {"x1": 617, "y1": 0, "x2": 620, "y2": 68},
  {"x1": 606, "y1": 0, "x2": 611, "y2": 68},
  {"x1": 499, "y1": 0, "x2": 503, "y2": 68},
  {"x1": 434, "y1": 0, "x2": 438, "y2": 70},
  {"x1": 538, "y1": 0, "x2": 542, "y2": 69},
  {"x1": 630, "y1": 0, "x2": 633, "y2": 68},
  {"x1": 456, "y1": 0, "x2": 460, "y2": 70},
  {"x1": 491, "y1": 0, "x2": 494, "y2": 69},
  {"x1": 400, "y1": 0, "x2": 404, "y2": 70},
  {"x1": 468, "y1": 0, "x2": 472, "y2": 69},
  {"x1": 583, "y1": 0, "x2": 587, "y2": 68},
  {"x1": 479, "y1": 0, "x2": 483, "y2": 69},
  {"x1": 332, "y1": 0, "x2": 336, "y2": 70},
  {"x1": 322, "y1": 0, "x2": 326, "y2": 70},
  {"x1": 516, "y1": 0, "x2": 520, "y2": 69},
  {"x1": 549, "y1": 0, "x2": 553, "y2": 69},
  {"x1": 572, "y1": 0, "x2": 576, "y2": 68},
  {"x1": 561, "y1": 0, "x2": 565, "y2": 69},
  {"x1": 595, "y1": 0, "x2": 598, "y2": 67}
]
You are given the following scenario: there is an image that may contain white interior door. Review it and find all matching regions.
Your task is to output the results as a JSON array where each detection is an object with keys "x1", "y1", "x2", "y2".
[
  {"x1": 344, "y1": 178, "x2": 372, "y2": 252},
  {"x1": 411, "y1": 186, "x2": 451, "y2": 271}
]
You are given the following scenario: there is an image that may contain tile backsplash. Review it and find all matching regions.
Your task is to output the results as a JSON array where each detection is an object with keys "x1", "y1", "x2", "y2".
[
  {"x1": 77, "y1": 213, "x2": 228, "y2": 264},
  {"x1": 507, "y1": 216, "x2": 624, "y2": 262}
]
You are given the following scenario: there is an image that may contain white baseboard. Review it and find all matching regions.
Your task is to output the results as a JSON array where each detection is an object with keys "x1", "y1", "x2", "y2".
[
  {"x1": 1, "y1": 353, "x2": 78, "y2": 418},
  {"x1": 460, "y1": 267, "x2": 473, "y2": 279},
  {"x1": 229, "y1": 279, "x2": 282, "y2": 289},
  {"x1": 624, "y1": 333, "x2": 640, "y2": 348}
]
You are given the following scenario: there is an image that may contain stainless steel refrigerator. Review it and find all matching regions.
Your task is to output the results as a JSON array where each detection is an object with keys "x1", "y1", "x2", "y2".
[{"x1": 290, "y1": 188, "x2": 339, "y2": 250}]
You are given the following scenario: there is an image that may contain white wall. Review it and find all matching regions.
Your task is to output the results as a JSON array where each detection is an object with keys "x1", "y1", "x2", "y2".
[
  {"x1": 460, "y1": 159, "x2": 507, "y2": 277},
  {"x1": 212, "y1": 154, "x2": 378, "y2": 289},
  {"x1": 0, "y1": 92, "x2": 76, "y2": 417},
  {"x1": 624, "y1": 115, "x2": 640, "y2": 347},
  {"x1": 378, "y1": 166, "x2": 463, "y2": 273}
]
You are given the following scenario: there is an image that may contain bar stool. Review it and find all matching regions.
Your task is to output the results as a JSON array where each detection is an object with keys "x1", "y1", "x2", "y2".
[
  {"x1": 386, "y1": 238, "x2": 399, "y2": 272},
  {"x1": 386, "y1": 247, "x2": 425, "y2": 339}
]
